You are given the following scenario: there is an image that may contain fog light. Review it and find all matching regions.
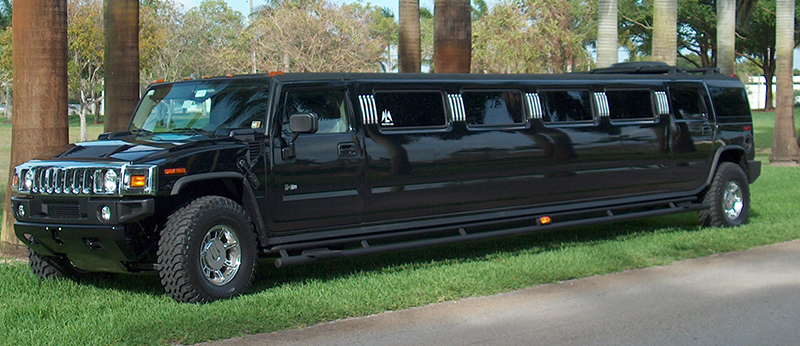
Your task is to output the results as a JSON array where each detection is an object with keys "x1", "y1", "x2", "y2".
[
  {"x1": 99, "y1": 205, "x2": 112, "y2": 222},
  {"x1": 17, "y1": 204, "x2": 25, "y2": 218}
]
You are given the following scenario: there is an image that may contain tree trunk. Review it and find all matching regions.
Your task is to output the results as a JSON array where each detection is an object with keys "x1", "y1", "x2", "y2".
[
  {"x1": 597, "y1": 0, "x2": 618, "y2": 68},
  {"x1": 716, "y1": 0, "x2": 736, "y2": 75},
  {"x1": 398, "y1": 0, "x2": 421, "y2": 73},
  {"x1": 652, "y1": 0, "x2": 677, "y2": 65},
  {"x1": 770, "y1": 0, "x2": 799, "y2": 164},
  {"x1": 434, "y1": 0, "x2": 471, "y2": 73},
  {"x1": 2, "y1": 0, "x2": 69, "y2": 257},
  {"x1": 103, "y1": 0, "x2": 139, "y2": 133}
]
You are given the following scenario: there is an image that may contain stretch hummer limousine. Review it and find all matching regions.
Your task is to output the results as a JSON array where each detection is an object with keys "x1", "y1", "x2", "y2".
[{"x1": 11, "y1": 62, "x2": 760, "y2": 302}]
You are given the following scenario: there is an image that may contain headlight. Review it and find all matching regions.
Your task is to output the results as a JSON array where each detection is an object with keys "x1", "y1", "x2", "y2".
[
  {"x1": 104, "y1": 170, "x2": 118, "y2": 193},
  {"x1": 93, "y1": 169, "x2": 119, "y2": 194}
]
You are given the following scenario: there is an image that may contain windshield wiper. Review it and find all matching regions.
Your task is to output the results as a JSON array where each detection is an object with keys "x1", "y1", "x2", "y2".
[
  {"x1": 130, "y1": 128, "x2": 153, "y2": 136},
  {"x1": 168, "y1": 128, "x2": 205, "y2": 135}
]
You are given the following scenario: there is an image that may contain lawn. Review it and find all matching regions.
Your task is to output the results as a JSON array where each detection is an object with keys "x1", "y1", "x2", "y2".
[{"x1": 0, "y1": 111, "x2": 799, "y2": 346}]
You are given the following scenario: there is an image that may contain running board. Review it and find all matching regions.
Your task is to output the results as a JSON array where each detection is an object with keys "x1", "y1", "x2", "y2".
[{"x1": 273, "y1": 200, "x2": 708, "y2": 268}]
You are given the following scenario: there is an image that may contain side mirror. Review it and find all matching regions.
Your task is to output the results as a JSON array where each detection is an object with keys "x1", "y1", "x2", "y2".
[
  {"x1": 289, "y1": 113, "x2": 319, "y2": 134},
  {"x1": 283, "y1": 113, "x2": 319, "y2": 160}
]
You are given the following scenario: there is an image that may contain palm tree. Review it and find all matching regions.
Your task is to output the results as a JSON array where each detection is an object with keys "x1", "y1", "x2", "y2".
[
  {"x1": 398, "y1": 0, "x2": 421, "y2": 72},
  {"x1": 103, "y1": 0, "x2": 139, "y2": 132},
  {"x1": 770, "y1": 0, "x2": 800, "y2": 164},
  {"x1": 597, "y1": 0, "x2": 618, "y2": 68},
  {"x1": 716, "y1": 0, "x2": 735, "y2": 75},
  {"x1": 434, "y1": 0, "x2": 471, "y2": 73},
  {"x1": 652, "y1": 0, "x2": 676, "y2": 65},
  {"x1": 2, "y1": 0, "x2": 69, "y2": 257}
]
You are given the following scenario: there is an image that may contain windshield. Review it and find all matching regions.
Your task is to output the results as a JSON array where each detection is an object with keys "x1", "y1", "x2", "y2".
[{"x1": 130, "y1": 79, "x2": 269, "y2": 134}]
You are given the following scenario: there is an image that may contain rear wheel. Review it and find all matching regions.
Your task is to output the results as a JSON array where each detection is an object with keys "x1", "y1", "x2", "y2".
[
  {"x1": 699, "y1": 162, "x2": 750, "y2": 227},
  {"x1": 158, "y1": 196, "x2": 257, "y2": 303}
]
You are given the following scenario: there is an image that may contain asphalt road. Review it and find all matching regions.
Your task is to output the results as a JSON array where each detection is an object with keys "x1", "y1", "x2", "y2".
[{"x1": 198, "y1": 240, "x2": 800, "y2": 346}]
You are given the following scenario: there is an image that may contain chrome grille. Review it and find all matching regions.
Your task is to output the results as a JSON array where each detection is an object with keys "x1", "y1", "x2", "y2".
[{"x1": 17, "y1": 165, "x2": 120, "y2": 196}]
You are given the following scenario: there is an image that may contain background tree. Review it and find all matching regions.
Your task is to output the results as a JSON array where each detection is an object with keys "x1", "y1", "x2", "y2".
[
  {"x1": 249, "y1": 0, "x2": 386, "y2": 72},
  {"x1": 398, "y1": 0, "x2": 421, "y2": 72},
  {"x1": 737, "y1": 0, "x2": 800, "y2": 111},
  {"x1": 2, "y1": 0, "x2": 69, "y2": 257},
  {"x1": 717, "y1": 0, "x2": 736, "y2": 75},
  {"x1": 770, "y1": 0, "x2": 799, "y2": 164},
  {"x1": 652, "y1": 0, "x2": 677, "y2": 64},
  {"x1": 68, "y1": 0, "x2": 104, "y2": 141},
  {"x1": 471, "y1": 0, "x2": 595, "y2": 73},
  {"x1": 139, "y1": 0, "x2": 186, "y2": 85},
  {"x1": 180, "y1": 0, "x2": 248, "y2": 77},
  {"x1": 434, "y1": 0, "x2": 471, "y2": 73},
  {"x1": 103, "y1": 0, "x2": 138, "y2": 132},
  {"x1": 597, "y1": 0, "x2": 618, "y2": 67},
  {"x1": 0, "y1": 0, "x2": 12, "y2": 119}
]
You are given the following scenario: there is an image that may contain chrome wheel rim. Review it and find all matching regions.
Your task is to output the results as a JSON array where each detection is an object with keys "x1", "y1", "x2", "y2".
[
  {"x1": 722, "y1": 181, "x2": 744, "y2": 221},
  {"x1": 199, "y1": 225, "x2": 241, "y2": 286}
]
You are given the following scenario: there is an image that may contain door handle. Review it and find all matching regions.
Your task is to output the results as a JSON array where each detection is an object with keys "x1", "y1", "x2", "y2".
[{"x1": 338, "y1": 142, "x2": 358, "y2": 157}]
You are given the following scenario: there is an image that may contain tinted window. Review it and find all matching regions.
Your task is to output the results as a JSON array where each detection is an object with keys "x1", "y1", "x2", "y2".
[
  {"x1": 606, "y1": 89, "x2": 655, "y2": 120},
  {"x1": 131, "y1": 80, "x2": 269, "y2": 133},
  {"x1": 373, "y1": 91, "x2": 446, "y2": 128},
  {"x1": 462, "y1": 91, "x2": 524, "y2": 126},
  {"x1": 709, "y1": 87, "x2": 751, "y2": 117},
  {"x1": 283, "y1": 89, "x2": 349, "y2": 135},
  {"x1": 669, "y1": 87, "x2": 707, "y2": 120},
  {"x1": 539, "y1": 90, "x2": 593, "y2": 123}
]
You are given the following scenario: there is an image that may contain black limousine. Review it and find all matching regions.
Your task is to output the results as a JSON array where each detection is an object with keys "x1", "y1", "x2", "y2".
[{"x1": 11, "y1": 62, "x2": 760, "y2": 302}]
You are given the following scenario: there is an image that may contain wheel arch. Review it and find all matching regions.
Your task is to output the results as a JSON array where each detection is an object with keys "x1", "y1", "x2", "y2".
[
  {"x1": 707, "y1": 145, "x2": 748, "y2": 186},
  {"x1": 170, "y1": 173, "x2": 269, "y2": 249}
]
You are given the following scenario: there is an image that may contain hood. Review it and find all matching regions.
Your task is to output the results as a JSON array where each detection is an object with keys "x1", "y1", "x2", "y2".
[{"x1": 40, "y1": 134, "x2": 213, "y2": 163}]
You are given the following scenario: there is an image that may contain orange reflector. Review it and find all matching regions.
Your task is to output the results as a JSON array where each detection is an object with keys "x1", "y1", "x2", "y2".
[
  {"x1": 164, "y1": 168, "x2": 187, "y2": 175},
  {"x1": 539, "y1": 216, "x2": 552, "y2": 225},
  {"x1": 129, "y1": 175, "x2": 147, "y2": 187},
  {"x1": 225, "y1": 74, "x2": 234, "y2": 77},
  {"x1": 268, "y1": 71, "x2": 284, "y2": 77},
  {"x1": 152, "y1": 78, "x2": 165, "y2": 84}
]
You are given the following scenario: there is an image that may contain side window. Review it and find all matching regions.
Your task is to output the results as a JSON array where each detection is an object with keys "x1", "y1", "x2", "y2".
[
  {"x1": 462, "y1": 90, "x2": 524, "y2": 126},
  {"x1": 708, "y1": 86, "x2": 751, "y2": 117},
  {"x1": 606, "y1": 89, "x2": 655, "y2": 120},
  {"x1": 539, "y1": 90, "x2": 593, "y2": 123},
  {"x1": 669, "y1": 87, "x2": 707, "y2": 120},
  {"x1": 373, "y1": 91, "x2": 447, "y2": 128},
  {"x1": 283, "y1": 89, "x2": 350, "y2": 135}
]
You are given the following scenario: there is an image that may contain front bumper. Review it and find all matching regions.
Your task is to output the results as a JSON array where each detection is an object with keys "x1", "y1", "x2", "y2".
[
  {"x1": 11, "y1": 197, "x2": 157, "y2": 273},
  {"x1": 15, "y1": 222, "x2": 143, "y2": 273}
]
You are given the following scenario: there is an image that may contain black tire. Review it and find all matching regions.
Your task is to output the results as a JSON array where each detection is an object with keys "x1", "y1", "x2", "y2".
[
  {"x1": 28, "y1": 249, "x2": 85, "y2": 280},
  {"x1": 699, "y1": 162, "x2": 750, "y2": 227},
  {"x1": 157, "y1": 196, "x2": 257, "y2": 303}
]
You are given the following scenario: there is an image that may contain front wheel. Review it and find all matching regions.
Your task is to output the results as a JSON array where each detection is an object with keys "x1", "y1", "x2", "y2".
[
  {"x1": 158, "y1": 196, "x2": 257, "y2": 303},
  {"x1": 28, "y1": 249, "x2": 86, "y2": 280},
  {"x1": 699, "y1": 162, "x2": 750, "y2": 227}
]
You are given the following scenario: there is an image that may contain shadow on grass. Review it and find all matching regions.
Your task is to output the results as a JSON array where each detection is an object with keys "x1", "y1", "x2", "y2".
[
  {"x1": 250, "y1": 212, "x2": 703, "y2": 294},
  {"x1": 60, "y1": 212, "x2": 704, "y2": 300}
]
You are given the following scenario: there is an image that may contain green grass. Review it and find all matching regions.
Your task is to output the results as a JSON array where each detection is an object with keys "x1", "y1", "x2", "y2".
[{"x1": 0, "y1": 112, "x2": 800, "y2": 345}]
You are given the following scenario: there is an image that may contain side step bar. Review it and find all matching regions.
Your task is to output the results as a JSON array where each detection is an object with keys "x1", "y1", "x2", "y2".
[{"x1": 273, "y1": 199, "x2": 708, "y2": 268}]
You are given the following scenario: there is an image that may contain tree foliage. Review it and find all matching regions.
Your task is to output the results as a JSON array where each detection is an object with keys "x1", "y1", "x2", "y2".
[
  {"x1": 248, "y1": 0, "x2": 386, "y2": 72},
  {"x1": 472, "y1": 0, "x2": 596, "y2": 73},
  {"x1": 67, "y1": 0, "x2": 103, "y2": 140}
]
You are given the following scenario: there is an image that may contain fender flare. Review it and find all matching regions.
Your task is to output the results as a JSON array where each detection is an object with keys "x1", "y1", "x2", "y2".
[{"x1": 171, "y1": 172, "x2": 269, "y2": 248}]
